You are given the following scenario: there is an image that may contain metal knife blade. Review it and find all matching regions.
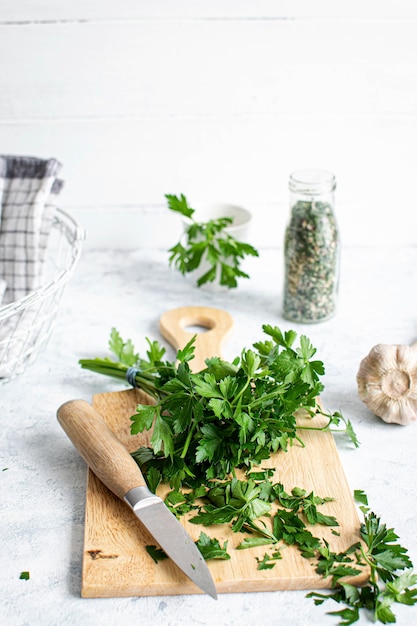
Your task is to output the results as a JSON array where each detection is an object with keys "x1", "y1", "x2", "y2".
[
  {"x1": 57, "y1": 399, "x2": 217, "y2": 599},
  {"x1": 125, "y1": 486, "x2": 216, "y2": 598}
]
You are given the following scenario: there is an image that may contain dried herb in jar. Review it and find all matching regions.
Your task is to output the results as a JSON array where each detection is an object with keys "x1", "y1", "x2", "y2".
[{"x1": 283, "y1": 171, "x2": 339, "y2": 323}]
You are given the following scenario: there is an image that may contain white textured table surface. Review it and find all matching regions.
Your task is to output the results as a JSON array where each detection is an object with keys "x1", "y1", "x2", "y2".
[{"x1": 2, "y1": 245, "x2": 417, "y2": 626}]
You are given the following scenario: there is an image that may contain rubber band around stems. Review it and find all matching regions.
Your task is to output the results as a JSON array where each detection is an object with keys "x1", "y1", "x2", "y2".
[{"x1": 126, "y1": 366, "x2": 140, "y2": 388}]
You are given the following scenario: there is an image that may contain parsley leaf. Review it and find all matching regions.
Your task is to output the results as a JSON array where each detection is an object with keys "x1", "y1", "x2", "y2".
[
  {"x1": 165, "y1": 193, "x2": 195, "y2": 219},
  {"x1": 195, "y1": 532, "x2": 230, "y2": 560},
  {"x1": 145, "y1": 545, "x2": 168, "y2": 563},
  {"x1": 190, "y1": 477, "x2": 273, "y2": 535},
  {"x1": 256, "y1": 551, "x2": 282, "y2": 570},
  {"x1": 108, "y1": 327, "x2": 138, "y2": 366}
]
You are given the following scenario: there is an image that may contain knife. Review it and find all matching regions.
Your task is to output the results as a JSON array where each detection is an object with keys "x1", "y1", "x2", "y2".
[{"x1": 57, "y1": 399, "x2": 217, "y2": 599}]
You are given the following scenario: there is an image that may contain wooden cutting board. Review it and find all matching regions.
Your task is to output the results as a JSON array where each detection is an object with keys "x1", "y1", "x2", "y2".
[{"x1": 80, "y1": 306, "x2": 365, "y2": 597}]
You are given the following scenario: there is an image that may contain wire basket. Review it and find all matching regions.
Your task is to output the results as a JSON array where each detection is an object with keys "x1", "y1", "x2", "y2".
[{"x1": 0, "y1": 208, "x2": 85, "y2": 382}]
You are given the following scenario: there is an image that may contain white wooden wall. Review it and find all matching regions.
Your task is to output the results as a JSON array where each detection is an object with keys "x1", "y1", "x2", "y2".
[{"x1": 1, "y1": 1, "x2": 416, "y2": 248}]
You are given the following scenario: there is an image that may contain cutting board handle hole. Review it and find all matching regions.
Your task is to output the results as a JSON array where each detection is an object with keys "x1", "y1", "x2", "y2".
[
  {"x1": 178, "y1": 313, "x2": 217, "y2": 335},
  {"x1": 183, "y1": 323, "x2": 210, "y2": 335}
]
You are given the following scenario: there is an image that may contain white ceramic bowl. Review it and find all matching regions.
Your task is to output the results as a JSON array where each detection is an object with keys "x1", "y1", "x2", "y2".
[{"x1": 183, "y1": 202, "x2": 252, "y2": 240}]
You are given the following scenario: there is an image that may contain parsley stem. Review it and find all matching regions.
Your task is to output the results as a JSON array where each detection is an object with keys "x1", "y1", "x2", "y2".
[
  {"x1": 294, "y1": 434, "x2": 306, "y2": 448},
  {"x1": 248, "y1": 388, "x2": 287, "y2": 409},
  {"x1": 359, "y1": 545, "x2": 378, "y2": 585},
  {"x1": 231, "y1": 377, "x2": 251, "y2": 408},
  {"x1": 78, "y1": 358, "x2": 165, "y2": 400},
  {"x1": 296, "y1": 413, "x2": 335, "y2": 432},
  {"x1": 180, "y1": 423, "x2": 196, "y2": 459}
]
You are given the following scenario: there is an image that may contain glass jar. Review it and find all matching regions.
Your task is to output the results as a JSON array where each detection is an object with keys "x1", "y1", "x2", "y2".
[{"x1": 283, "y1": 170, "x2": 339, "y2": 323}]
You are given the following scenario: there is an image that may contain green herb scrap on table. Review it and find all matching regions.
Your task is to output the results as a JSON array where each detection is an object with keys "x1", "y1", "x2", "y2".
[
  {"x1": 166, "y1": 193, "x2": 259, "y2": 288},
  {"x1": 79, "y1": 328, "x2": 416, "y2": 625}
]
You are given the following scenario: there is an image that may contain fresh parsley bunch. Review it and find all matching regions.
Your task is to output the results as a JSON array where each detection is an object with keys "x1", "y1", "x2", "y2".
[
  {"x1": 132, "y1": 324, "x2": 357, "y2": 489},
  {"x1": 166, "y1": 193, "x2": 259, "y2": 288},
  {"x1": 80, "y1": 325, "x2": 357, "y2": 490}
]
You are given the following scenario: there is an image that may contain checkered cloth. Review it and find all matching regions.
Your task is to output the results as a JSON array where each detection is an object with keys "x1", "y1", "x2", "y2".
[
  {"x1": 0, "y1": 156, "x2": 64, "y2": 377},
  {"x1": 0, "y1": 155, "x2": 63, "y2": 306}
]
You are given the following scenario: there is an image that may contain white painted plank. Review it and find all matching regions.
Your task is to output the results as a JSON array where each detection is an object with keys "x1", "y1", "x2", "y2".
[
  {"x1": 1, "y1": 1, "x2": 289, "y2": 22},
  {"x1": 1, "y1": 20, "x2": 416, "y2": 120},
  {"x1": 1, "y1": 115, "x2": 415, "y2": 247},
  {"x1": 2, "y1": 116, "x2": 414, "y2": 210},
  {"x1": 2, "y1": 0, "x2": 417, "y2": 22},
  {"x1": 287, "y1": 0, "x2": 417, "y2": 20}
]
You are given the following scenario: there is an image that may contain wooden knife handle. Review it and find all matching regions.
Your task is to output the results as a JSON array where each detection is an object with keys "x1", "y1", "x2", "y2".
[
  {"x1": 57, "y1": 399, "x2": 146, "y2": 499},
  {"x1": 159, "y1": 306, "x2": 233, "y2": 372}
]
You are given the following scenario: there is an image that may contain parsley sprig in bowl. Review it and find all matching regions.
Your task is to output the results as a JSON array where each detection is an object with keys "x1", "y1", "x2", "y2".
[{"x1": 166, "y1": 194, "x2": 259, "y2": 289}]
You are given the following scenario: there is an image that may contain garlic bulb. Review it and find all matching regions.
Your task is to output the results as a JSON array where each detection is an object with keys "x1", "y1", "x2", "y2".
[{"x1": 356, "y1": 343, "x2": 417, "y2": 425}]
